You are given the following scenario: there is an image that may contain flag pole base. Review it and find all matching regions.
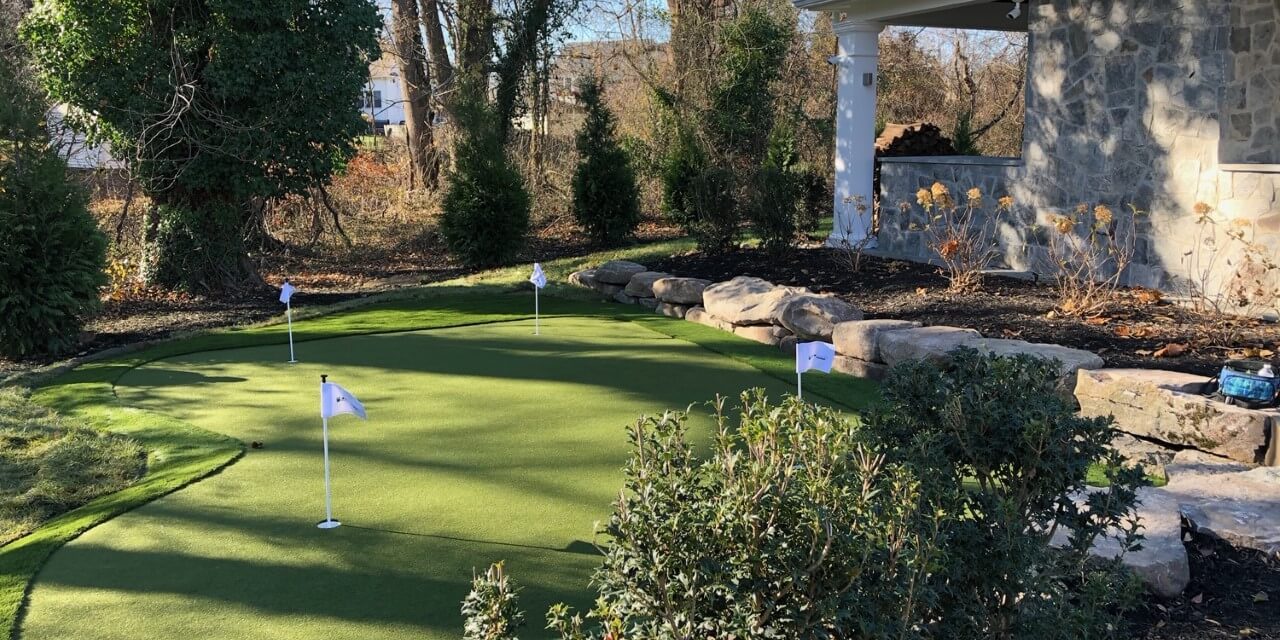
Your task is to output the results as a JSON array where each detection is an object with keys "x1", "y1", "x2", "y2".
[
  {"x1": 288, "y1": 360, "x2": 298, "y2": 364},
  {"x1": 316, "y1": 519, "x2": 342, "y2": 530}
]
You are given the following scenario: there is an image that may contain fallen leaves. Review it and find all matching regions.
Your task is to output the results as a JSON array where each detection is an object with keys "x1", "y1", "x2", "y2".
[
  {"x1": 1153, "y1": 343, "x2": 1189, "y2": 358},
  {"x1": 1113, "y1": 324, "x2": 1156, "y2": 338},
  {"x1": 1084, "y1": 316, "x2": 1111, "y2": 326},
  {"x1": 1228, "y1": 347, "x2": 1277, "y2": 359},
  {"x1": 1133, "y1": 288, "x2": 1164, "y2": 304},
  {"x1": 1254, "y1": 591, "x2": 1269, "y2": 603}
]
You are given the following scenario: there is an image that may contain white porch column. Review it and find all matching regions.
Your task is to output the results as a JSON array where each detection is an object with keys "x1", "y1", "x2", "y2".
[{"x1": 829, "y1": 19, "x2": 883, "y2": 248}]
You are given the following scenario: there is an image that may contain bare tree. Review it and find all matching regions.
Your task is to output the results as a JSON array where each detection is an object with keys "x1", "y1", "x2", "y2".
[{"x1": 390, "y1": 0, "x2": 439, "y2": 190}]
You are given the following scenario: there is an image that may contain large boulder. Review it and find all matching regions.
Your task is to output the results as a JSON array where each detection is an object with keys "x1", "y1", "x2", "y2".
[
  {"x1": 702, "y1": 277, "x2": 809, "y2": 326},
  {"x1": 734, "y1": 324, "x2": 791, "y2": 346},
  {"x1": 1052, "y1": 487, "x2": 1190, "y2": 598},
  {"x1": 655, "y1": 302, "x2": 689, "y2": 319},
  {"x1": 624, "y1": 271, "x2": 670, "y2": 298},
  {"x1": 1075, "y1": 369, "x2": 1276, "y2": 465},
  {"x1": 595, "y1": 260, "x2": 648, "y2": 285},
  {"x1": 685, "y1": 307, "x2": 732, "y2": 331},
  {"x1": 1164, "y1": 451, "x2": 1280, "y2": 556},
  {"x1": 832, "y1": 355, "x2": 890, "y2": 381},
  {"x1": 777, "y1": 295, "x2": 864, "y2": 341},
  {"x1": 568, "y1": 269, "x2": 598, "y2": 290},
  {"x1": 878, "y1": 326, "x2": 983, "y2": 367},
  {"x1": 1111, "y1": 434, "x2": 1178, "y2": 483},
  {"x1": 652, "y1": 277, "x2": 712, "y2": 305},
  {"x1": 832, "y1": 319, "x2": 921, "y2": 363},
  {"x1": 959, "y1": 338, "x2": 1104, "y2": 377}
]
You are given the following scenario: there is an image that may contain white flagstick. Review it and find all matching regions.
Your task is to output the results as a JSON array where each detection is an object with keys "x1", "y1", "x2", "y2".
[
  {"x1": 318, "y1": 374, "x2": 340, "y2": 529},
  {"x1": 797, "y1": 358, "x2": 803, "y2": 400},
  {"x1": 286, "y1": 300, "x2": 296, "y2": 363},
  {"x1": 529, "y1": 263, "x2": 546, "y2": 335}
]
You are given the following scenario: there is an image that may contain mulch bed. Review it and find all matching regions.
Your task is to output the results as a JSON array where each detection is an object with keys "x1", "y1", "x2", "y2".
[
  {"x1": 1128, "y1": 529, "x2": 1279, "y2": 640},
  {"x1": 652, "y1": 247, "x2": 1280, "y2": 377}
]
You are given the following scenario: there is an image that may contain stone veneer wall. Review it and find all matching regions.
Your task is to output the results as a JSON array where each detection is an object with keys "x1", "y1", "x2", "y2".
[
  {"x1": 878, "y1": 0, "x2": 1280, "y2": 292},
  {"x1": 1223, "y1": 0, "x2": 1280, "y2": 164}
]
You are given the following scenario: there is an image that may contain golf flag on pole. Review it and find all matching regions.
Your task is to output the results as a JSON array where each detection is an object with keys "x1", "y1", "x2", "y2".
[
  {"x1": 529, "y1": 263, "x2": 546, "y2": 335},
  {"x1": 317, "y1": 376, "x2": 365, "y2": 530},
  {"x1": 795, "y1": 341, "x2": 836, "y2": 399},
  {"x1": 321, "y1": 381, "x2": 367, "y2": 420},
  {"x1": 529, "y1": 263, "x2": 547, "y2": 289},
  {"x1": 281, "y1": 280, "x2": 297, "y2": 363}
]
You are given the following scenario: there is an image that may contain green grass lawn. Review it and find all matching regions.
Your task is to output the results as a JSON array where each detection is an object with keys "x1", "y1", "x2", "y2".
[{"x1": 8, "y1": 291, "x2": 877, "y2": 640}]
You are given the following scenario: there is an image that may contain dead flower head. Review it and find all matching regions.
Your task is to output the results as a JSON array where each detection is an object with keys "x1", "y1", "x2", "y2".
[
  {"x1": 997, "y1": 195, "x2": 1014, "y2": 210},
  {"x1": 1053, "y1": 215, "x2": 1075, "y2": 234},
  {"x1": 1094, "y1": 204, "x2": 1114, "y2": 225}
]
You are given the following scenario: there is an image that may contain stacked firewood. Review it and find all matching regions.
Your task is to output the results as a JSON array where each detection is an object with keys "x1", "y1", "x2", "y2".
[{"x1": 875, "y1": 122, "x2": 959, "y2": 156}]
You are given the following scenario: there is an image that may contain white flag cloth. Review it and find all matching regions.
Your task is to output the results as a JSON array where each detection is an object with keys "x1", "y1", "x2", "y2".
[
  {"x1": 529, "y1": 263, "x2": 547, "y2": 289},
  {"x1": 280, "y1": 281, "x2": 297, "y2": 304},
  {"x1": 321, "y1": 382, "x2": 367, "y2": 420},
  {"x1": 796, "y1": 341, "x2": 836, "y2": 374}
]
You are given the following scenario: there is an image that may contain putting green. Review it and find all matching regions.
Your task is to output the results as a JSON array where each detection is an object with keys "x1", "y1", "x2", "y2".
[{"x1": 19, "y1": 315, "x2": 814, "y2": 639}]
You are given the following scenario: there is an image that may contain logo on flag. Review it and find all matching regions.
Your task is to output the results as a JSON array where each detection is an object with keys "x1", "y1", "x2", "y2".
[
  {"x1": 321, "y1": 382, "x2": 367, "y2": 420},
  {"x1": 796, "y1": 341, "x2": 836, "y2": 374},
  {"x1": 529, "y1": 263, "x2": 547, "y2": 289},
  {"x1": 280, "y1": 281, "x2": 297, "y2": 305}
]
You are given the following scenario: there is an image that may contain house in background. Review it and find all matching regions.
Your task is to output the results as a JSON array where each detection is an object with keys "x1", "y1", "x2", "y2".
[
  {"x1": 363, "y1": 0, "x2": 407, "y2": 133},
  {"x1": 796, "y1": 0, "x2": 1280, "y2": 294}
]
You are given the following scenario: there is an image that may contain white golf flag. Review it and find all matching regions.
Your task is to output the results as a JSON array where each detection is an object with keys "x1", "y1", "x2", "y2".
[
  {"x1": 529, "y1": 263, "x2": 547, "y2": 289},
  {"x1": 321, "y1": 382, "x2": 367, "y2": 420},
  {"x1": 280, "y1": 281, "x2": 297, "y2": 304},
  {"x1": 796, "y1": 341, "x2": 836, "y2": 374}
]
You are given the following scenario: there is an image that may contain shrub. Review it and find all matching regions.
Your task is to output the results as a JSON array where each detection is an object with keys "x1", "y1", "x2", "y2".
[
  {"x1": 864, "y1": 348, "x2": 1147, "y2": 639},
  {"x1": 1044, "y1": 203, "x2": 1142, "y2": 317},
  {"x1": 465, "y1": 354, "x2": 1148, "y2": 640},
  {"x1": 746, "y1": 165, "x2": 801, "y2": 253},
  {"x1": 471, "y1": 392, "x2": 944, "y2": 639},
  {"x1": 571, "y1": 76, "x2": 641, "y2": 246},
  {"x1": 908, "y1": 182, "x2": 1009, "y2": 291},
  {"x1": 657, "y1": 126, "x2": 704, "y2": 229},
  {"x1": 461, "y1": 561, "x2": 524, "y2": 640},
  {"x1": 441, "y1": 95, "x2": 530, "y2": 268},
  {"x1": 1180, "y1": 202, "x2": 1280, "y2": 337},
  {"x1": 0, "y1": 387, "x2": 145, "y2": 544},
  {"x1": 684, "y1": 166, "x2": 739, "y2": 252},
  {"x1": 0, "y1": 55, "x2": 107, "y2": 357}
]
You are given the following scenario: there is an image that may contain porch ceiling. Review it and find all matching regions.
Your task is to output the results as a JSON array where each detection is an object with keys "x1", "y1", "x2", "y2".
[{"x1": 793, "y1": 0, "x2": 1028, "y2": 32}]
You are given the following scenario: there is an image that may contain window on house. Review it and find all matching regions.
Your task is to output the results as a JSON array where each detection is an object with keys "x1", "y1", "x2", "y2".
[{"x1": 359, "y1": 90, "x2": 383, "y2": 110}]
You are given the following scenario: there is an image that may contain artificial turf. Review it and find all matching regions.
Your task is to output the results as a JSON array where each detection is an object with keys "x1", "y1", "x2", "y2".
[{"x1": 8, "y1": 291, "x2": 877, "y2": 640}]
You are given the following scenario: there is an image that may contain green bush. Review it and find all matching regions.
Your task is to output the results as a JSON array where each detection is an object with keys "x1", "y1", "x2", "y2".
[
  {"x1": 657, "y1": 126, "x2": 704, "y2": 228},
  {"x1": 0, "y1": 56, "x2": 107, "y2": 357},
  {"x1": 441, "y1": 95, "x2": 530, "y2": 268},
  {"x1": 684, "y1": 166, "x2": 739, "y2": 252},
  {"x1": 143, "y1": 201, "x2": 248, "y2": 293},
  {"x1": 747, "y1": 165, "x2": 802, "y2": 254},
  {"x1": 465, "y1": 352, "x2": 1148, "y2": 640},
  {"x1": 461, "y1": 561, "x2": 524, "y2": 640},
  {"x1": 571, "y1": 77, "x2": 641, "y2": 246},
  {"x1": 864, "y1": 348, "x2": 1147, "y2": 639},
  {"x1": 0, "y1": 388, "x2": 145, "y2": 544}
]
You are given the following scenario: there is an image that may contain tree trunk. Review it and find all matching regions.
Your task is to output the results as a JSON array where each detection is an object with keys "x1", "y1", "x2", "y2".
[
  {"x1": 420, "y1": 0, "x2": 454, "y2": 108},
  {"x1": 390, "y1": 0, "x2": 438, "y2": 190}
]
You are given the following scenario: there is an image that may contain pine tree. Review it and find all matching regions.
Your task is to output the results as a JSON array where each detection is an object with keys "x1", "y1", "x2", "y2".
[
  {"x1": 0, "y1": 55, "x2": 107, "y2": 357},
  {"x1": 571, "y1": 76, "x2": 641, "y2": 246}
]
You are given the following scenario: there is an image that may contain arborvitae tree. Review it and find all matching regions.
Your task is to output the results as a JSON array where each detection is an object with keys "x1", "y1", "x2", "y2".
[
  {"x1": 571, "y1": 77, "x2": 641, "y2": 246},
  {"x1": 0, "y1": 55, "x2": 107, "y2": 357},
  {"x1": 440, "y1": 86, "x2": 531, "y2": 268}
]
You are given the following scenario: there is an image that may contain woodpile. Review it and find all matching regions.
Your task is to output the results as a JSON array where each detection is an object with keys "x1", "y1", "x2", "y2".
[{"x1": 875, "y1": 122, "x2": 958, "y2": 157}]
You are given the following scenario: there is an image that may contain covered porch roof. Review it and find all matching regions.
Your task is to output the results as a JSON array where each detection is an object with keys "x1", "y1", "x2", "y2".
[{"x1": 794, "y1": 0, "x2": 1028, "y2": 32}]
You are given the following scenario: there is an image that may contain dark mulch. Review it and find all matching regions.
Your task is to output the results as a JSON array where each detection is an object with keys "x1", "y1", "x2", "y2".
[
  {"x1": 652, "y1": 247, "x2": 1280, "y2": 377},
  {"x1": 1128, "y1": 529, "x2": 1279, "y2": 640}
]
